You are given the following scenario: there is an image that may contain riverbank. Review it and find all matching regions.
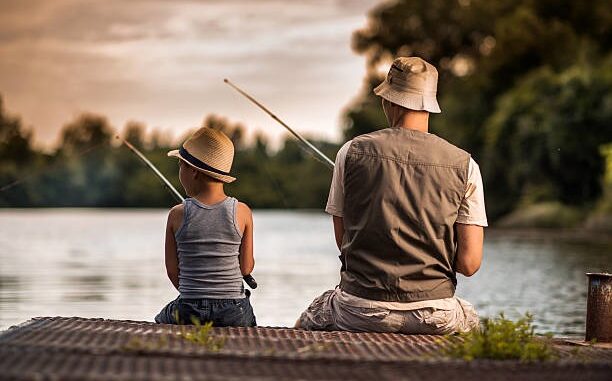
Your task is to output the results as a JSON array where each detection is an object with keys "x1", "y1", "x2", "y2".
[
  {"x1": 495, "y1": 202, "x2": 612, "y2": 236},
  {"x1": 486, "y1": 227, "x2": 612, "y2": 246}
]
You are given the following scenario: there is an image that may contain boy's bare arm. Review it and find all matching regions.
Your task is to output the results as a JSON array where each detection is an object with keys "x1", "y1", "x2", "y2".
[
  {"x1": 165, "y1": 204, "x2": 183, "y2": 290},
  {"x1": 237, "y1": 202, "x2": 254, "y2": 276}
]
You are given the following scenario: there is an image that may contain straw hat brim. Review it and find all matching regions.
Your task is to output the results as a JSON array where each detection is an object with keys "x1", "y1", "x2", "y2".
[
  {"x1": 374, "y1": 81, "x2": 441, "y2": 113},
  {"x1": 167, "y1": 150, "x2": 236, "y2": 183}
]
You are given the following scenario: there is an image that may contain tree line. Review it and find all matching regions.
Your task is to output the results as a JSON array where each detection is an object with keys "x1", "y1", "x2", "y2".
[
  {"x1": 0, "y1": 102, "x2": 338, "y2": 209},
  {"x1": 1, "y1": 0, "x2": 611, "y2": 225},
  {"x1": 344, "y1": 0, "x2": 612, "y2": 221}
]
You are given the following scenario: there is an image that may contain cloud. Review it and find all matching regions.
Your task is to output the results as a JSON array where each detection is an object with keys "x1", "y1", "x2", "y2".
[{"x1": 0, "y1": 0, "x2": 379, "y2": 147}]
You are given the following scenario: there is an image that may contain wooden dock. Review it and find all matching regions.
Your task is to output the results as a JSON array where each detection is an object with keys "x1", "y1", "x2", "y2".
[{"x1": 1, "y1": 317, "x2": 611, "y2": 380}]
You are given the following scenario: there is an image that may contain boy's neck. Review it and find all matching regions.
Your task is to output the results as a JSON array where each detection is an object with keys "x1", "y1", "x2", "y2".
[{"x1": 190, "y1": 182, "x2": 227, "y2": 205}]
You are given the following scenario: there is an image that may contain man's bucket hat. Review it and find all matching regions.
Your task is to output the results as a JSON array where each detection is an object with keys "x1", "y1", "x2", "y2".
[
  {"x1": 168, "y1": 127, "x2": 236, "y2": 183},
  {"x1": 374, "y1": 57, "x2": 441, "y2": 113}
]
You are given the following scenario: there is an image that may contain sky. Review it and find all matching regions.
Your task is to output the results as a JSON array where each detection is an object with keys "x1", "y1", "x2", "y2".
[{"x1": 0, "y1": 0, "x2": 381, "y2": 148}]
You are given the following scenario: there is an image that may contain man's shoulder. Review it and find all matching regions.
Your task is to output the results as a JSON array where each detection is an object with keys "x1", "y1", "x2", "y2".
[
  {"x1": 352, "y1": 128, "x2": 471, "y2": 157},
  {"x1": 352, "y1": 128, "x2": 389, "y2": 142},
  {"x1": 428, "y1": 133, "x2": 471, "y2": 158},
  {"x1": 347, "y1": 128, "x2": 394, "y2": 153}
]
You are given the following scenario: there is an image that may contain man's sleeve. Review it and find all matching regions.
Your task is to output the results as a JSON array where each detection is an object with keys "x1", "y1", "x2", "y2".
[
  {"x1": 325, "y1": 141, "x2": 352, "y2": 217},
  {"x1": 456, "y1": 158, "x2": 488, "y2": 226}
]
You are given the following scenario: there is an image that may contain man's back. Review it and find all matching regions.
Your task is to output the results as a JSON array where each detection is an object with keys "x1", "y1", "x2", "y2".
[
  {"x1": 296, "y1": 56, "x2": 486, "y2": 334},
  {"x1": 340, "y1": 128, "x2": 470, "y2": 302}
]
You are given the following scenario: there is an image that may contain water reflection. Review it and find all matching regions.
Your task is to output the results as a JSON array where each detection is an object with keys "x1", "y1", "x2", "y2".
[
  {"x1": 0, "y1": 209, "x2": 609, "y2": 336},
  {"x1": 0, "y1": 275, "x2": 20, "y2": 304},
  {"x1": 61, "y1": 274, "x2": 109, "y2": 302},
  {"x1": 459, "y1": 233, "x2": 610, "y2": 335}
]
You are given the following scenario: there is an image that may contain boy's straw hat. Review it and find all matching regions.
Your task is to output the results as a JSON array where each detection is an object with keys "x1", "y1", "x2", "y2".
[
  {"x1": 167, "y1": 127, "x2": 236, "y2": 183},
  {"x1": 373, "y1": 57, "x2": 441, "y2": 113}
]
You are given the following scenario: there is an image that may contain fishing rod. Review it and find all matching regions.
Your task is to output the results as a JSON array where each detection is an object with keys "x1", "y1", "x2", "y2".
[
  {"x1": 122, "y1": 139, "x2": 185, "y2": 203},
  {"x1": 121, "y1": 138, "x2": 258, "y2": 289},
  {"x1": 223, "y1": 79, "x2": 335, "y2": 169}
]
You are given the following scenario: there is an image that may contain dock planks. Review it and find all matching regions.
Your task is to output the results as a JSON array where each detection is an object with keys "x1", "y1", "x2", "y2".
[{"x1": 1, "y1": 317, "x2": 611, "y2": 380}]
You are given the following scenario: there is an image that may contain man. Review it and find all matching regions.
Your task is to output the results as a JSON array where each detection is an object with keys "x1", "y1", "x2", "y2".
[{"x1": 296, "y1": 57, "x2": 487, "y2": 334}]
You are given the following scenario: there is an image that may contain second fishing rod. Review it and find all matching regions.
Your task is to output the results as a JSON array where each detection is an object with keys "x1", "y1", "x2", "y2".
[{"x1": 224, "y1": 79, "x2": 335, "y2": 170}]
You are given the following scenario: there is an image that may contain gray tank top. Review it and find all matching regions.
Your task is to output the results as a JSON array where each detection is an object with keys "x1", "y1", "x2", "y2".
[{"x1": 176, "y1": 197, "x2": 244, "y2": 299}]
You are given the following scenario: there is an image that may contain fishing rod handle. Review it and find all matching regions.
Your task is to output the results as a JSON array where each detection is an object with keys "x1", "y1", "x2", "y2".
[{"x1": 243, "y1": 274, "x2": 258, "y2": 289}]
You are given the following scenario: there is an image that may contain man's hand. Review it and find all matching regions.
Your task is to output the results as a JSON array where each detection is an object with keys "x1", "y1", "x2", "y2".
[{"x1": 455, "y1": 223, "x2": 484, "y2": 277}]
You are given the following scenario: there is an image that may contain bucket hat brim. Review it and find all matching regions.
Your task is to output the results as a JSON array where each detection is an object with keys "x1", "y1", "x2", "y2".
[
  {"x1": 373, "y1": 82, "x2": 441, "y2": 113},
  {"x1": 167, "y1": 149, "x2": 236, "y2": 183}
]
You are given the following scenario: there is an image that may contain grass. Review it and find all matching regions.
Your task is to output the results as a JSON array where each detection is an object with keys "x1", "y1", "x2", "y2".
[
  {"x1": 123, "y1": 312, "x2": 225, "y2": 353},
  {"x1": 172, "y1": 310, "x2": 226, "y2": 351},
  {"x1": 446, "y1": 313, "x2": 555, "y2": 362},
  {"x1": 177, "y1": 317, "x2": 226, "y2": 352}
]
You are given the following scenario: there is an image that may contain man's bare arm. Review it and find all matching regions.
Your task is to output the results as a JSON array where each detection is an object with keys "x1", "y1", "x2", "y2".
[{"x1": 455, "y1": 223, "x2": 484, "y2": 277}]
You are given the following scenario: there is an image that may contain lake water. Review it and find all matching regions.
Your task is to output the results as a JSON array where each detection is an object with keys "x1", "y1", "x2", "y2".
[{"x1": 0, "y1": 209, "x2": 609, "y2": 336}]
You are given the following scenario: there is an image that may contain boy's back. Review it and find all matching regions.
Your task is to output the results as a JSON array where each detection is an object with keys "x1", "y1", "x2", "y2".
[
  {"x1": 177, "y1": 197, "x2": 244, "y2": 299},
  {"x1": 155, "y1": 127, "x2": 256, "y2": 327}
]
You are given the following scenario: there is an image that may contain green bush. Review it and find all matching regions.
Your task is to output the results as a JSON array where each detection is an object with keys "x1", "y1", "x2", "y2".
[
  {"x1": 496, "y1": 202, "x2": 585, "y2": 228},
  {"x1": 447, "y1": 313, "x2": 554, "y2": 362}
]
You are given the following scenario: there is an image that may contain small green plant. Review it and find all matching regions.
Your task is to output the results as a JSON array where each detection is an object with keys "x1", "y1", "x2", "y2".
[
  {"x1": 446, "y1": 313, "x2": 554, "y2": 362},
  {"x1": 177, "y1": 316, "x2": 226, "y2": 352},
  {"x1": 123, "y1": 335, "x2": 169, "y2": 352}
]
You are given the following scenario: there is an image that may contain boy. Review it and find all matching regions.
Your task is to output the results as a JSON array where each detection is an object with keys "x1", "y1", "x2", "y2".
[{"x1": 155, "y1": 127, "x2": 256, "y2": 327}]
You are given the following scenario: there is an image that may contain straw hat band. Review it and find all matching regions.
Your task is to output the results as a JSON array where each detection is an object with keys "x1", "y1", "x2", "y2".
[
  {"x1": 179, "y1": 146, "x2": 231, "y2": 176},
  {"x1": 167, "y1": 127, "x2": 236, "y2": 183}
]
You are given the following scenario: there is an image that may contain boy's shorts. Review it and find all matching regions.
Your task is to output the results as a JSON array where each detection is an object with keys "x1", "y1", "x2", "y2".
[
  {"x1": 297, "y1": 288, "x2": 479, "y2": 334},
  {"x1": 155, "y1": 291, "x2": 256, "y2": 327}
]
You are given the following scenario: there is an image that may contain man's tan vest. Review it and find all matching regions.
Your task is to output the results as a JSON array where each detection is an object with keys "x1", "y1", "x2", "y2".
[{"x1": 339, "y1": 127, "x2": 470, "y2": 302}]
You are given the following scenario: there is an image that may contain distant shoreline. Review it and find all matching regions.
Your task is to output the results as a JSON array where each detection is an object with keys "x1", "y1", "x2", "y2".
[
  {"x1": 486, "y1": 227, "x2": 612, "y2": 245},
  {"x1": 1, "y1": 206, "x2": 611, "y2": 244}
]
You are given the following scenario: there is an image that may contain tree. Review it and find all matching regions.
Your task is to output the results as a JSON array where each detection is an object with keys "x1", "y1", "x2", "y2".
[
  {"x1": 54, "y1": 114, "x2": 116, "y2": 206},
  {"x1": 0, "y1": 95, "x2": 36, "y2": 206},
  {"x1": 484, "y1": 61, "x2": 612, "y2": 216},
  {"x1": 347, "y1": 0, "x2": 610, "y2": 146},
  {"x1": 0, "y1": 95, "x2": 34, "y2": 164},
  {"x1": 345, "y1": 0, "x2": 612, "y2": 218}
]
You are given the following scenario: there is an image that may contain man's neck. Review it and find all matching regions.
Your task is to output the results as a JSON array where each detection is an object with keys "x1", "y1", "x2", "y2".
[{"x1": 399, "y1": 111, "x2": 429, "y2": 133}]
